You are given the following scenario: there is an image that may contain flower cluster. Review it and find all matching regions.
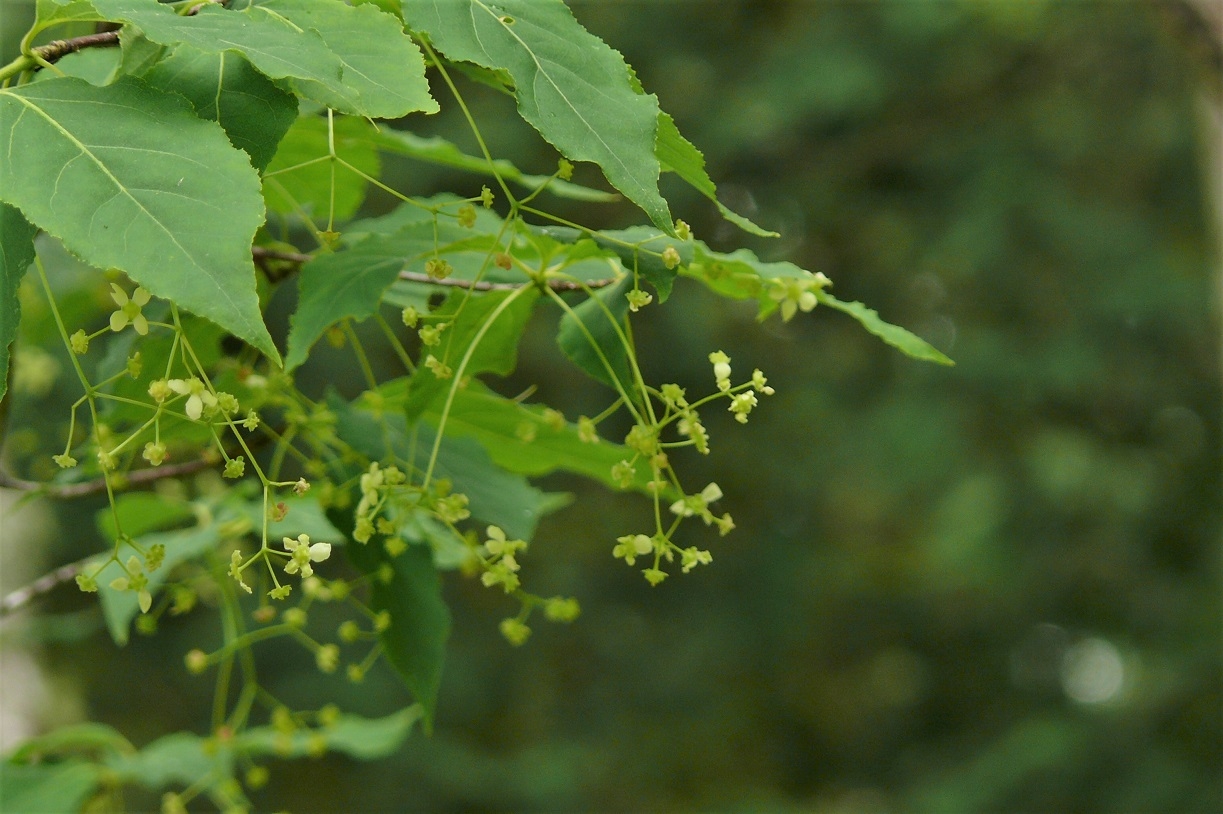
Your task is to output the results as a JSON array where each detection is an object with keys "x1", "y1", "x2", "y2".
[
  {"x1": 768, "y1": 270, "x2": 832, "y2": 321},
  {"x1": 108, "y1": 554, "x2": 154, "y2": 614},
  {"x1": 352, "y1": 462, "x2": 407, "y2": 543},
  {"x1": 480, "y1": 525, "x2": 527, "y2": 593},
  {"x1": 283, "y1": 534, "x2": 332, "y2": 579}
]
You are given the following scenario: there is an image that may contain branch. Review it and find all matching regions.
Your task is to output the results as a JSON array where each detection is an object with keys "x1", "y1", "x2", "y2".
[
  {"x1": 34, "y1": 32, "x2": 121, "y2": 65},
  {"x1": 0, "y1": 31, "x2": 120, "y2": 82},
  {"x1": 0, "y1": 555, "x2": 94, "y2": 617},
  {"x1": 0, "y1": 457, "x2": 214, "y2": 499},
  {"x1": 251, "y1": 246, "x2": 618, "y2": 292}
]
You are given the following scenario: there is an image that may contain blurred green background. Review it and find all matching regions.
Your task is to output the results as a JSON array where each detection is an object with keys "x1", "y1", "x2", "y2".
[{"x1": 2, "y1": 1, "x2": 1221, "y2": 812}]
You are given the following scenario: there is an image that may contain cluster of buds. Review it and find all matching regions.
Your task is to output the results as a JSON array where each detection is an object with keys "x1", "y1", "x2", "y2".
[
  {"x1": 660, "y1": 383, "x2": 709, "y2": 455},
  {"x1": 768, "y1": 270, "x2": 832, "y2": 321},
  {"x1": 352, "y1": 462, "x2": 407, "y2": 543},
  {"x1": 480, "y1": 526, "x2": 527, "y2": 593},
  {"x1": 670, "y1": 482, "x2": 735, "y2": 536},
  {"x1": 147, "y1": 376, "x2": 239, "y2": 423}
]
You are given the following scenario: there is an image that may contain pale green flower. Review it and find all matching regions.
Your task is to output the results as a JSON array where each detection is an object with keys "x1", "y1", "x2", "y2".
[{"x1": 109, "y1": 284, "x2": 151, "y2": 334}]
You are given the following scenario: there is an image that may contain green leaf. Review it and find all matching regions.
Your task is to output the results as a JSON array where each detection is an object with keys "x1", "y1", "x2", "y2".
[
  {"x1": 235, "y1": 494, "x2": 342, "y2": 544},
  {"x1": 0, "y1": 204, "x2": 38, "y2": 402},
  {"x1": 819, "y1": 292, "x2": 955, "y2": 366},
  {"x1": 95, "y1": 523, "x2": 221, "y2": 645},
  {"x1": 263, "y1": 115, "x2": 380, "y2": 224},
  {"x1": 96, "y1": 492, "x2": 196, "y2": 542},
  {"x1": 590, "y1": 227, "x2": 688, "y2": 301},
  {"x1": 33, "y1": 0, "x2": 105, "y2": 35},
  {"x1": 237, "y1": 707, "x2": 422, "y2": 760},
  {"x1": 340, "y1": 532, "x2": 449, "y2": 728},
  {"x1": 557, "y1": 277, "x2": 634, "y2": 391},
  {"x1": 91, "y1": 0, "x2": 437, "y2": 118},
  {"x1": 333, "y1": 392, "x2": 554, "y2": 540},
  {"x1": 8, "y1": 723, "x2": 132, "y2": 763},
  {"x1": 686, "y1": 243, "x2": 806, "y2": 303},
  {"x1": 655, "y1": 113, "x2": 778, "y2": 237},
  {"x1": 684, "y1": 244, "x2": 952, "y2": 364},
  {"x1": 259, "y1": 0, "x2": 436, "y2": 118},
  {"x1": 284, "y1": 221, "x2": 432, "y2": 372},
  {"x1": 532, "y1": 224, "x2": 686, "y2": 301},
  {"x1": 369, "y1": 126, "x2": 618, "y2": 202},
  {"x1": 406, "y1": 0, "x2": 672, "y2": 230},
  {"x1": 427, "y1": 430, "x2": 565, "y2": 539},
  {"x1": 31, "y1": 48, "x2": 120, "y2": 86},
  {"x1": 417, "y1": 382, "x2": 654, "y2": 490},
  {"x1": 0, "y1": 77, "x2": 278, "y2": 361},
  {"x1": 115, "y1": 27, "x2": 166, "y2": 78},
  {"x1": 0, "y1": 761, "x2": 102, "y2": 814},
  {"x1": 404, "y1": 286, "x2": 539, "y2": 421},
  {"x1": 107, "y1": 732, "x2": 219, "y2": 790},
  {"x1": 135, "y1": 46, "x2": 298, "y2": 171}
]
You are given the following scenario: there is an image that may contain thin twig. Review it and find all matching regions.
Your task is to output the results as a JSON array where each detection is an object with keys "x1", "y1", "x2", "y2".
[
  {"x1": 0, "y1": 457, "x2": 213, "y2": 499},
  {"x1": 0, "y1": 555, "x2": 94, "y2": 617},
  {"x1": 251, "y1": 246, "x2": 618, "y2": 291}
]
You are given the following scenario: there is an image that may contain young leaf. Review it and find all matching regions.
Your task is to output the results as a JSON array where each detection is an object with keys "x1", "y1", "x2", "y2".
[
  {"x1": 0, "y1": 77, "x2": 278, "y2": 361},
  {"x1": 263, "y1": 115, "x2": 380, "y2": 223},
  {"x1": 134, "y1": 46, "x2": 298, "y2": 171},
  {"x1": 0, "y1": 204, "x2": 38, "y2": 402},
  {"x1": 655, "y1": 113, "x2": 778, "y2": 237},
  {"x1": 819, "y1": 293, "x2": 955, "y2": 366},
  {"x1": 406, "y1": 0, "x2": 672, "y2": 230},
  {"x1": 556, "y1": 277, "x2": 634, "y2": 391},
  {"x1": 91, "y1": 0, "x2": 437, "y2": 118}
]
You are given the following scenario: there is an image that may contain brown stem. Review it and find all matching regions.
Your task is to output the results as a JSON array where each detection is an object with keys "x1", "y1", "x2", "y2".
[
  {"x1": 0, "y1": 555, "x2": 94, "y2": 617},
  {"x1": 33, "y1": 32, "x2": 120, "y2": 67},
  {"x1": 0, "y1": 457, "x2": 213, "y2": 499}
]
